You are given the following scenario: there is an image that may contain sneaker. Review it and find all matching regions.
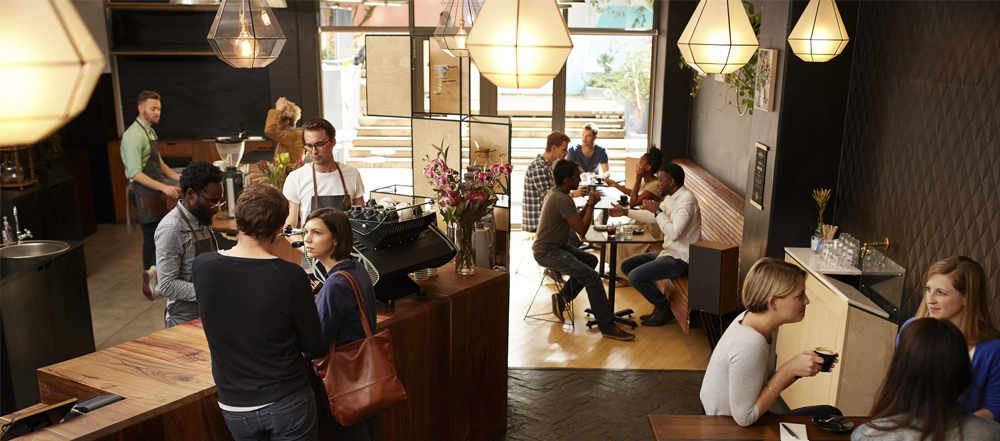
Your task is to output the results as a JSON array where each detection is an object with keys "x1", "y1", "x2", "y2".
[
  {"x1": 142, "y1": 266, "x2": 158, "y2": 300},
  {"x1": 641, "y1": 308, "x2": 676, "y2": 327},
  {"x1": 551, "y1": 293, "x2": 566, "y2": 321},
  {"x1": 602, "y1": 325, "x2": 636, "y2": 341}
]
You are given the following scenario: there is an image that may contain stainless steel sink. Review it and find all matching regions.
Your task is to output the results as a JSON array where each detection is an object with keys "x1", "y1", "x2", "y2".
[{"x1": 0, "y1": 240, "x2": 71, "y2": 259}]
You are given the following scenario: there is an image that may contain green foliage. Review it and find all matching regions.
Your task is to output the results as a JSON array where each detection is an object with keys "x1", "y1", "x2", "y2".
[
  {"x1": 586, "y1": 41, "x2": 652, "y2": 111},
  {"x1": 678, "y1": 1, "x2": 762, "y2": 116},
  {"x1": 587, "y1": 0, "x2": 655, "y2": 29}
]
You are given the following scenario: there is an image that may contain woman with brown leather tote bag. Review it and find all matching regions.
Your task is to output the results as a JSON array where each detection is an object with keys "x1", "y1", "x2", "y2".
[{"x1": 301, "y1": 208, "x2": 406, "y2": 440}]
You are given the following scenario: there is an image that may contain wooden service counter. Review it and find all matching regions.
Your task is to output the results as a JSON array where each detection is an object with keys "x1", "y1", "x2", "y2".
[
  {"x1": 776, "y1": 248, "x2": 897, "y2": 416},
  {"x1": 5, "y1": 264, "x2": 509, "y2": 441}
]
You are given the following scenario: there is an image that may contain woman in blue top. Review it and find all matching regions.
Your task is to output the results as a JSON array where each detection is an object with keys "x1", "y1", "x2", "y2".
[
  {"x1": 901, "y1": 256, "x2": 1000, "y2": 420},
  {"x1": 303, "y1": 207, "x2": 377, "y2": 441}
]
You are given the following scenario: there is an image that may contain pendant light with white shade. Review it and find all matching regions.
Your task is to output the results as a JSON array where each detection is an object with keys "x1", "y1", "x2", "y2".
[
  {"x1": 465, "y1": 0, "x2": 573, "y2": 89},
  {"x1": 787, "y1": 0, "x2": 849, "y2": 62},
  {"x1": 0, "y1": 0, "x2": 106, "y2": 146},
  {"x1": 677, "y1": 0, "x2": 759, "y2": 75}
]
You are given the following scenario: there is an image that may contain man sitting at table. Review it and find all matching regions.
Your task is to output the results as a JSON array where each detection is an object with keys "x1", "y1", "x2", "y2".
[
  {"x1": 533, "y1": 160, "x2": 635, "y2": 341},
  {"x1": 523, "y1": 131, "x2": 587, "y2": 254},
  {"x1": 609, "y1": 163, "x2": 701, "y2": 326}
]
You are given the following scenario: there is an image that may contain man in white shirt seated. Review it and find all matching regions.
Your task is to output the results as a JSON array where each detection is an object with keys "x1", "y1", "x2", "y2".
[{"x1": 609, "y1": 164, "x2": 701, "y2": 326}]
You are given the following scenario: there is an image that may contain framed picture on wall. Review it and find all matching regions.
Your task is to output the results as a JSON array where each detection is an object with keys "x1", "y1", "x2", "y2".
[
  {"x1": 750, "y1": 142, "x2": 768, "y2": 210},
  {"x1": 754, "y1": 49, "x2": 777, "y2": 112}
]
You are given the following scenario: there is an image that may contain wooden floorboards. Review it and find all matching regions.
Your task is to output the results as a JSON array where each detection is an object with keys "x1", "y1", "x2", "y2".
[{"x1": 507, "y1": 232, "x2": 713, "y2": 371}]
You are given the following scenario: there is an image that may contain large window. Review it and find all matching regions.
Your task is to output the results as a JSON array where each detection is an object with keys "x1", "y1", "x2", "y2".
[{"x1": 319, "y1": 0, "x2": 657, "y2": 224}]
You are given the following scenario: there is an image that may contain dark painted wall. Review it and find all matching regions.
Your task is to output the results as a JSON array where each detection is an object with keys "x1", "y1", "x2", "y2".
[{"x1": 835, "y1": 1, "x2": 1000, "y2": 321}]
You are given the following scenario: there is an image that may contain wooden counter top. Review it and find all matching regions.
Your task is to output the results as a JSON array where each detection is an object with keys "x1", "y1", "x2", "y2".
[{"x1": 5, "y1": 263, "x2": 509, "y2": 441}]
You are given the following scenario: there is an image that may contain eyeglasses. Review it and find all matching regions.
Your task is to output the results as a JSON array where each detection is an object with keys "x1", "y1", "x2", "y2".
[
  {"x1": 200, "y1": 191, "x2": 226, "y2": 210},
  {"x1": 303, "y1": 139, "x2": 330, "y2": 151}
]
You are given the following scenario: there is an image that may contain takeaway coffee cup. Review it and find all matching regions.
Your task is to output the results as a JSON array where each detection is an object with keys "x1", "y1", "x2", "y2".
[{"x1": 815, "y1": 347, "x2": 838, "y2": 372}]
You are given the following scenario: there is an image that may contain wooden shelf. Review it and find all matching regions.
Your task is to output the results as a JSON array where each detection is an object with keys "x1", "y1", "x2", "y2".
[
  {"x1": 111, "y1": 50, "x2": 216, "y2": 56},
  {"x1": 105, "y1": 2, "x2": 220, "y2": 11}
]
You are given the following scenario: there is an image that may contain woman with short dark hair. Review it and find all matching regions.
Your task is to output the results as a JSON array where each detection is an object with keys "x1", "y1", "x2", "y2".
[
  {"x1": 302, "y1": 207, "x2": 376, "y2": 441},
  {"x1": 854, "y1": 318, "x2": 1000, "y2": 440}
]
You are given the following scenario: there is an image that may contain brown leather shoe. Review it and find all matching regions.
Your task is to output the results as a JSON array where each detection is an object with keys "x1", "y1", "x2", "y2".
[
  {"x1": 614, "y1": 278, "x2": 630, "y2": 287},
  {"x1": 640, "y1": 308, "x2": 675, "y2": 326}
]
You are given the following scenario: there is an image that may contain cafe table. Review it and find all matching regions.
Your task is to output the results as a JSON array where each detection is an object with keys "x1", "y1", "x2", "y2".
[
  {"x1": 582, "y1": 225, "x2": 659, "y2": 329},
  {"x1": 648, "y1": 415, "x2": 869, "y2": 441}
]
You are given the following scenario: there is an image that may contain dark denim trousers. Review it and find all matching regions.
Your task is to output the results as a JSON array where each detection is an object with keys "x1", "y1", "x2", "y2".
[
  {"x1": 620, "y1": 252, "x2": 689, "y2": 311},
  {"x1": 534, "y1": 245, "x2": 614, "y2": 333},
  {"x1": 221, "y1": 385, "x2": 318, "y2": 441}
]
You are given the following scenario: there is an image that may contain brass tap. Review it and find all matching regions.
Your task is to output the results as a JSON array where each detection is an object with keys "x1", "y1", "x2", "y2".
[{"x1": 861, "y1": 238, "x2": 889, "y2": 258}]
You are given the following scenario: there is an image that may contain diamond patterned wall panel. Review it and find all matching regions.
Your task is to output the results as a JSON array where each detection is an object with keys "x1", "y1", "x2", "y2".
[{"x1": 835, "y1": 1, "x2": 1000, "y2": 322}]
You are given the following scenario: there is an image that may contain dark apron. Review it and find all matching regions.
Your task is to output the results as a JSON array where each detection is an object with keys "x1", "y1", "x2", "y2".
[
  {"x1": 305, "y1": 162, "x2": 352, "y2": 278},
  {"x1": 129, "y1": 121, "x2": 174, "y2": 224},
  {"x1": 164, "y1": 207, "x2": 219, "y2": 328}
]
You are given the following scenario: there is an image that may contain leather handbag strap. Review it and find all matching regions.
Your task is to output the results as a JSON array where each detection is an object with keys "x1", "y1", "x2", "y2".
[{"x1": 334, "y1": 270, "x2": 373, "y2": 338}]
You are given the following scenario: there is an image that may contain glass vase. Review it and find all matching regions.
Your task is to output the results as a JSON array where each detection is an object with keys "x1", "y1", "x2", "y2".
[
  {"x1": 810, "y1": 226, "x2": 824, "y2": 253},
  {"x1": 451, "y1": 221, "x2": 476, "y2": 275}
]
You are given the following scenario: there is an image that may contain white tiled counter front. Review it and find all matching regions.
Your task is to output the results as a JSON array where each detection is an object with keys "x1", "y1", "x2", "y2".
[{"x1": 776, "y1": 248, "x2": 897, "y2": 416}]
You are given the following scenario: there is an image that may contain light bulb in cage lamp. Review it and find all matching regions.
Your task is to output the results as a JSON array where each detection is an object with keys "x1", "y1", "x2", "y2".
[{"x1": 207, "y1": 0, "x2": 286, "y2": 68}]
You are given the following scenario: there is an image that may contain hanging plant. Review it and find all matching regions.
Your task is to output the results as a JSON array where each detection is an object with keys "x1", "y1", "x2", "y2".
[{"x1": 678, "y1": 1, "x2": 762, "y2": 116}]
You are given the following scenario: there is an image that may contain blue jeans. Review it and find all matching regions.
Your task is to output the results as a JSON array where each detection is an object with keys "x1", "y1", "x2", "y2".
[
  {"x1": 221, "y1": 385, "x2": 318, "y2": 441},
  {"x1": 620, "y1": 252, "x2": 689, "y2": 311},
  {"x1": 534, "y1": 245, "x2": 614, "y2": 333}
]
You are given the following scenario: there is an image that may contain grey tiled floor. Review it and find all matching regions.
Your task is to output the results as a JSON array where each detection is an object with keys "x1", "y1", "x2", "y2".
[{"x1": 84, "y1": 223, "x2": 167, "y2": 350}]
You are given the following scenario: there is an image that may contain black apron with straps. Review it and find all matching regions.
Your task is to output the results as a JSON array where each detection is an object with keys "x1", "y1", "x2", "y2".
[
  {"x1": 165, "y1": 207, "x2": 219, "y2": 328},
  {"x1": 129, "y1": 120, "x2": 172, "y2": 224},
  {"x1": 309, "y1": 161, "x2": 352, "y2": 213}
]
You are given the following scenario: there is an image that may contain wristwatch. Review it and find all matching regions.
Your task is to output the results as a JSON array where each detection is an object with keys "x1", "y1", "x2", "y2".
[{"x1": 654, "y1": 209, "x2": 663, "y2": 217}]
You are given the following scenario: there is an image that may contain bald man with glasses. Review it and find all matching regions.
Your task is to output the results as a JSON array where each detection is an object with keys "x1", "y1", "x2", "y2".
[{"x1": 282, "y1": 118, "x2": 366, "y2": 274}]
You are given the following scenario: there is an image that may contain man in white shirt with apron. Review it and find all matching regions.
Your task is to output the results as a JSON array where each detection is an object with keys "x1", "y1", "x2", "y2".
[{"x1": 283, "y1": 118, "x2": 365, "y2": 277}]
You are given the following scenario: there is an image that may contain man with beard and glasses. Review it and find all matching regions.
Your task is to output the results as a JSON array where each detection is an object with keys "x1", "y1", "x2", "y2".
[{"x1": 153, "y1": 161, "x2": 225, "y2": 328}]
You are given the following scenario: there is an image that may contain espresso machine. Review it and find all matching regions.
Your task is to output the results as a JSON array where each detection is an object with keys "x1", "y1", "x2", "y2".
[{"x1": 215, "y1": 136, "x2": 245, "y2": 219}]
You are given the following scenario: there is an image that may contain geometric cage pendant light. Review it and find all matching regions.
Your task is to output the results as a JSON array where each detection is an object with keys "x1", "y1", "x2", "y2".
[
  {"x1": 677, "y1": 0, "x2": 759, "y2": 75},
  {"x1": 787, "y1": 0, "x2": 849, "y2": 62},
  {"x1": 207, "y1": 0, "x2": 286, "y2": 68},
  {"x1": 434, "y1": 0, "x2": 483, "y2": 57}
]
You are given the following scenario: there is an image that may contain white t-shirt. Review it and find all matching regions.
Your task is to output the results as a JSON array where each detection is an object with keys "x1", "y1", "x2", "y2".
[{"x1": 283, "y1": 163, "x2": 365, "y2": 223}]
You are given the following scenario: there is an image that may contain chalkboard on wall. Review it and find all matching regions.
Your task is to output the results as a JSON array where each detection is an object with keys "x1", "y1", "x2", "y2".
[
  {"x1": 117, "y1": 55, "x2": 271, "y2": 139},
  {"x1": 750, "y1": 142, "x2": 768, "y2": 210}
]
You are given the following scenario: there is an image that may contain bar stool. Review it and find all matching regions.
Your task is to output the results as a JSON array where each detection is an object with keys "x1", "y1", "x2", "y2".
[{"x1": 524, "y1": 264, "x2": 575, "y2": 327}]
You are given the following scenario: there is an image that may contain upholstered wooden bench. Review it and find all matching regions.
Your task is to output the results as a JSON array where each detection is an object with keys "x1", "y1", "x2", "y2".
[{"x1": 654, "y1": 159, "x2": 744, "y2": 333}]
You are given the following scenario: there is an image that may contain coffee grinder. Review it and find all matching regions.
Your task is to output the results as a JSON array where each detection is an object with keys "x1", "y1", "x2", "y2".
[{"x1": 215, "y1": 136, "x2": 245, "y2": 219}]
